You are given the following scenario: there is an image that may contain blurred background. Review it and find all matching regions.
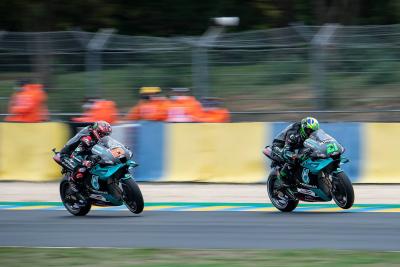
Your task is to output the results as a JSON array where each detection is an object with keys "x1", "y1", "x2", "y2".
[
  {"x1": 0, "y1": 1, "x2": 397, "y2": 185},
  {"x1": 1, "y1": 0, "x2": 400, "y2": 122},
  {"x1": 0, "y1": 1, "x2": 399, "y2": 184}
]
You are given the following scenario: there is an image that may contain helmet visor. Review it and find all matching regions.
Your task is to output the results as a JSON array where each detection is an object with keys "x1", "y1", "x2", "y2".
[{"x1": 304, "y1": 127, "x2": 314, "y2": 136}]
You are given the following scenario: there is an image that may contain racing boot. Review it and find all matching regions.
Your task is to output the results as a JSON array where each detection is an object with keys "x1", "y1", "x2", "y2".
[
  {"x1": 61, "y1": 157, "x2": 79, "y2": 193},
  {"x1": 70, "y1": 167, "x2": 87, "y2": 192},
  {"x1": 68, "y1": 175, "x2": 80, "y2": 194},
  {"x1": 277, "y1": 165, "x2": 297, "y2": 199},
  {"x1": 68, "y1": 171, "x2": 88, "y2": 208}
]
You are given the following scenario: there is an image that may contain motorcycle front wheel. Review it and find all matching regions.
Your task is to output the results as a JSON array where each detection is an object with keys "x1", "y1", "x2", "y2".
[
  {"x1": 121, "y1": 179, "x2": 144, "y2": 214},
  {"x1": 332, "y1": 172, "x2": 354, "y2": 209},
  {"x1": 59, "y1": 177, "x2": 91, "y2": 216},
  {"x1": 267, "y1": 174, "x2": 299, "y2": 212}
]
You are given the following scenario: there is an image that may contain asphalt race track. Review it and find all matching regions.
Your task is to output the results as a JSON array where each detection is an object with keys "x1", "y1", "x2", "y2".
[{"x1": 1, "y1": 210, "x2": 400, "y2": 250}]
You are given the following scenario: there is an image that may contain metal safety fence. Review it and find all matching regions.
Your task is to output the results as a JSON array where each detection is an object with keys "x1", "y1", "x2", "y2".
[{"x1": 1, "y1": 24, "x2": 400, "y2": 121}]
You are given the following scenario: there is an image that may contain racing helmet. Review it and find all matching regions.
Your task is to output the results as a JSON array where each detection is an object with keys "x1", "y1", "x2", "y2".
[
  {"x1": 91, "y1": 120, "x2": 112, "y2": 140},
  {"x1": 300, "y1": 117, "x2": 319, "y2": 139}
]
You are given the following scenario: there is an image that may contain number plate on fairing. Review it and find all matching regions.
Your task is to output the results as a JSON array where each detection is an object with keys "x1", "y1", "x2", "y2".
[{"x1": 111, "y1": 147, "x2": 125, "y2": 158}]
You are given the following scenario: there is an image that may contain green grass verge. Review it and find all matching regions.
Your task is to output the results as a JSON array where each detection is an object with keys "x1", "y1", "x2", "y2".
[{"x1": 0, "y1": 248, "x2": 399, "y2": 267}]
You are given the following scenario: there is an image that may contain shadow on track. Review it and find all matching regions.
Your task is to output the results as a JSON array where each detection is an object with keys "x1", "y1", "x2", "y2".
[{"x1": 57, "y1": 213, "x2": 143, "y2": 219}]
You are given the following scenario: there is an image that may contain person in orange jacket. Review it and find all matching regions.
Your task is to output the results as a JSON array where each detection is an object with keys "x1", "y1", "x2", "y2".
[
  {"x1": 5, "y1": 80, "x2": 49, "y2": 122},
  {"x1": 165, "y1": 88, "x2": 203, "y2": 122},
  {"x1": 198, "y1": 97, "x2": 230, "y2": 123},
  {"x1": 124, "y1": 87, "x2": 169, "y2": 121},
  {"x1": 72, "y1": 97, "x2": 119, "y2": 124}
]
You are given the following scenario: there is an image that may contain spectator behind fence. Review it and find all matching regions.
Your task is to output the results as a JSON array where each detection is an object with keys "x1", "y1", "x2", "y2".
[
  {"x1": 5, "y1": 80, "x2": 49, "y2": 122},
  {"x1": 198, "y1": 97, "x2": 230, "y2": 123},
  {"x1": 71, "y1": 97, "x2": 118, "y2": 124},
  {"x1": 124, "y1": 87, "x2": 168, "y2": 121},
  {"x1": 165, "y1": 88, "x2": 203, "y2": 122}
]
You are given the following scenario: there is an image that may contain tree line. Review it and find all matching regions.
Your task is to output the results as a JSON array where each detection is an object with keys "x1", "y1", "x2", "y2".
[{"x1": 0, "y1": 0, "x2": 399, "y2": 35}]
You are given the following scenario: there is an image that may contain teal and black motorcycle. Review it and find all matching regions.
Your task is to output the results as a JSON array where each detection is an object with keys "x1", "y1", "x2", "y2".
[
  {"x1": 264, "y1": 129, "x2": 354, "y2": 212},
  {"x1": 53, "y1": 136, "x2": 144, "y2": 216}
]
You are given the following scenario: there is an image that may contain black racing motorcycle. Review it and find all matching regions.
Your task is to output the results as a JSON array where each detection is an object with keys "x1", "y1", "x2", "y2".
[
  {"x1": 264, "y1": 129, "x2": 354, "y2": 212},
  {"x1": 53, "y1": 136, "x2": 144, "y2": 216}
]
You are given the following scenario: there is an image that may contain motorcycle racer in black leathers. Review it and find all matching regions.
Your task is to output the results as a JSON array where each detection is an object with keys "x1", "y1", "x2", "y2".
[
  {"x1": 60, "y1": 121, "x2": 112, "y2": 190},
  {"x1": 263, "y1": 117, "x2": 320, "y2": 197}
]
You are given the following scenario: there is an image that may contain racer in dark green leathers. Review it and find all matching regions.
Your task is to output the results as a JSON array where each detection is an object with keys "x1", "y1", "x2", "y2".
[{"x1": 266, "y1": 117, "x2": 320, "y2": 193}]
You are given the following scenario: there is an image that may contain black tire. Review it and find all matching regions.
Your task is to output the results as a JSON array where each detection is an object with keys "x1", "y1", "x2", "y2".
[
  {"x1": 332, "y1": 172, "x2": 354, "y2": 209},
  {"x1": 121, "y1": 179, "x2": 144, "y2": 214},
  {"x1": 267, "y1": 174, "x2": 299, "y2": 212},
  {"x1": 59, "y1": 177, "x2": 91, "y2": 216}
]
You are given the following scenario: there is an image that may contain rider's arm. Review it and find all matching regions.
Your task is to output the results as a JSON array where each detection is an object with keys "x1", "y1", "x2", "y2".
[
  {"x1": 71, "y1": 136, "x2": 93, "y2": 157},
  {"x1": 281, "y1": 134, "x2": 300, "y2": 162}
]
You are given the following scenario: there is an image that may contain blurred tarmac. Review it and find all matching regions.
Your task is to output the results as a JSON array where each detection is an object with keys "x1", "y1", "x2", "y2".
[
  {"x1": 0, "y1": 182, "x2": 398, "y2": 204},
  {"x1": 1, "y1": 210, "x2": 400, "y2": 249}
]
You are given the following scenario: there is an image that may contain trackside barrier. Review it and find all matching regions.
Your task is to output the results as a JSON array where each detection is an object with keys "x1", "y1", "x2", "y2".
[
  {"x1": 133, "y1": 122, "x2": 165, "y2": 181},
  {"x1": 0, "y1": 122, "x2": 399, "y2": 183},
  {"x1": 152, "y1": 122, "x2": 397, "y2": 183},
  {"x1": 162, "y1": 123, "x2": 268, "y2": 183},
  {"x1": 361, "y1": 123, "x2": 400, "y2": 183},
  {"x1": 0, "y1": 123, "x2": 70, "y2": 181}
]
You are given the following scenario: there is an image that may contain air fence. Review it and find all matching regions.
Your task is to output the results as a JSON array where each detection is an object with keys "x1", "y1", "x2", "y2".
[
  {"x1": 0, "y1": 121, "x2": 398, "y2": 183},
  {"x1": 1, "y1": 25, "x2": 400, "y2": 121}
]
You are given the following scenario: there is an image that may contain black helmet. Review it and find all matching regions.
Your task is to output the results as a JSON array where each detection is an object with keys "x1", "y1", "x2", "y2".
[{"x1": 91, "y1": 121, "x2": 112, "y2": 140}]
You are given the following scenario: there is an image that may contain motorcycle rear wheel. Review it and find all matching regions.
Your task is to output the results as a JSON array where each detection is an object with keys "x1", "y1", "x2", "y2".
[
  {"x1": 121, "y1": 179, "x2": 144, "y2": 214},
  {"x1": 267, "y1": 174, "x2": 299, "y2": 212},
  {"x1": 60, "y1": 177, "x2": 91, "y2": 216},
  {"x1": 332, "y1": 172, "x2": 354, "y2": 209}
]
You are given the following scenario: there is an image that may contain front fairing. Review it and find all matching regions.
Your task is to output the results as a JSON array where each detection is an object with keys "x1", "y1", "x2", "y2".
[
  {"x1": 301, "y1": 157, "x2": 335, "y2": 174},
  {"x1": 91, "y1": 137, "x2": 133, "y2": 165},
  {"x1": 91, "y1": 145, "x2": 117, "y2": 165},
  {"x1": 300, "y1": 130, "x2": 348, "y2": 175},
  {"x1": 89, "y1": 159, "x2": 138, "y2": 206},
  {"x1": 90, "y1": 137, "x2": 136, "y2": 180},
  {"x1": 303, "y1": 129, "x2": 344, "y2": 158},
  {"x1": 90, "y1": 163, "x2": 125, "y2": 179},
  {"x1": 100, "y1": 136, "x2": 132, "y2": 156},
  {"x1": 90, "y1": 160, "x2": 137, "y2": 180}
]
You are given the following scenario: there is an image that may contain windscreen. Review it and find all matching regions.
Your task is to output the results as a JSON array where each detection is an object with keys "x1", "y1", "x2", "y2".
[
  {"x1": 92, "y1": 137, "x2": 133, "y2": 163},
  {"x1": 304, "y1": 129, "x2": 344, "y2": 158},
  {"x1": 309, "y1": 129, "x2": 336, "y2": 143},
  {"x1": 100, "y1": 136, "x2": 125, "y2": 149}
]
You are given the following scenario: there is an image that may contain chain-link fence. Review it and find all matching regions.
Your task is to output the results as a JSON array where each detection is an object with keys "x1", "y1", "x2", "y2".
[{"x1": 1, "y1": 25, "x2": 400, "y2": 121}]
